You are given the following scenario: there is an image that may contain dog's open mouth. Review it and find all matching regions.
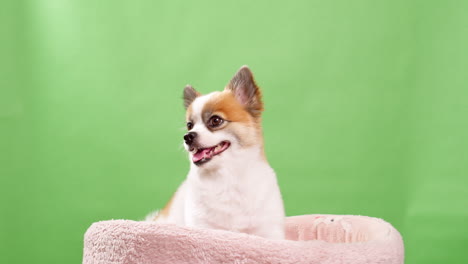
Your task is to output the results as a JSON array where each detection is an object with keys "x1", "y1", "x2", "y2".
[{"x1": 190, "y1": 141, "x2": 230, "y2": 166}]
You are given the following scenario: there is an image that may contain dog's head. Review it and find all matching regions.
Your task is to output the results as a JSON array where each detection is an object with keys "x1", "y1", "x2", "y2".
[{"x1": 182, "y1": 66, "x2": 264, "y2": 168}]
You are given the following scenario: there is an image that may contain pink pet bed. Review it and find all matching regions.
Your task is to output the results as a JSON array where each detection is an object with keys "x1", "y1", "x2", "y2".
[{"x1": 83, "y1": 215, "x2": 404, "y2": 264}]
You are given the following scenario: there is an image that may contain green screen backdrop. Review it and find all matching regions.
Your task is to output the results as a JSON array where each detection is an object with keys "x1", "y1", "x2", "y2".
[{"x1": 1, "y1": 1, "x2": 467, "y2": 263}]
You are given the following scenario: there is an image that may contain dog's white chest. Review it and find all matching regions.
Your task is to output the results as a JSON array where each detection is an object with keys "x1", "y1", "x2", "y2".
[{"x1": 184, "y1": 161, "x2": 284, "y2": 237}]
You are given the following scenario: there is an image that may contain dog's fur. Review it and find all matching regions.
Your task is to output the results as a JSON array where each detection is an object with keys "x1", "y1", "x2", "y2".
[{"x1": 147, "y1": 66, "x2": 285, "y2": 239}]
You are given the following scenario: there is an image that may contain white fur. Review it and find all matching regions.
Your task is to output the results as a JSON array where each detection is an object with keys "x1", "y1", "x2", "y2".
[{"x1": 149, "y1": 92, "x2": 285, "y2": 239}]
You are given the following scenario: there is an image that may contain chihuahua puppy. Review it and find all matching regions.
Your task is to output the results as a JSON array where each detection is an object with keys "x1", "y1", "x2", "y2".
[{"x1": 147, "y1": 66, "x2": 285, "y2": 239}]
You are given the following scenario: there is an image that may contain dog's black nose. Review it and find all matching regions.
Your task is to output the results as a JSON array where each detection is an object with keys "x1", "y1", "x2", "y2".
[{"x1": 184, "y1": 132, "x2": 197, "y2": 145}]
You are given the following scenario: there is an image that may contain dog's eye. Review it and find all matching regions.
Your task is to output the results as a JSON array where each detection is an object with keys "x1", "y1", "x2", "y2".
[
  {"x1": 187, "y1": 121, "x2": 194, "y2": 130},
  {"x1": 208, "y1": 115, "x2": 224, "y2": 128}
]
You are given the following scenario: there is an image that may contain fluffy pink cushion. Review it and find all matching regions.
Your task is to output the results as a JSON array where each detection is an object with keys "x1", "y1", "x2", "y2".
[{"x1": 83, "y1": 215, "x2": 404, "y2": 264}]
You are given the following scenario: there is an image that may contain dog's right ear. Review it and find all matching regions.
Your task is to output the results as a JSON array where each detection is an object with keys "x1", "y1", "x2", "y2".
[
  {"x1": 225, "y1": 66, "x2": 263, "y2": 118},
  {"x1": 183, "y1": 85, "x2": 200, "y2": 109}
]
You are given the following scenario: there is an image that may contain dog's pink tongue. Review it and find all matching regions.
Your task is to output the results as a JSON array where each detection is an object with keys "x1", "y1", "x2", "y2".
[{"x1": 192, "y1": 148, "x2": 212, "y2": 163}]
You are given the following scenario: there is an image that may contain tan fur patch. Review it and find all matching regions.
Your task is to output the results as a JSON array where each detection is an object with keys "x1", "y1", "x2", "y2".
[
  {"x1": 155, "y1": 193, "x2": 175, "y2": 220},
  {"x1": 202, "y1": 91, "x2": 253, "y2": 124}
]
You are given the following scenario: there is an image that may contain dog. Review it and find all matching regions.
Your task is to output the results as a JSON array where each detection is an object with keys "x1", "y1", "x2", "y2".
[{"x1": 147, "y1": 66, "x2": 285, "y2": 239}]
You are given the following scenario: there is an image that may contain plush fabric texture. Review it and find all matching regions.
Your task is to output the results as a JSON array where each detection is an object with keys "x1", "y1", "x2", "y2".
[{"x1": 83, "y1": 215, "x2": 404, "y2": 264}]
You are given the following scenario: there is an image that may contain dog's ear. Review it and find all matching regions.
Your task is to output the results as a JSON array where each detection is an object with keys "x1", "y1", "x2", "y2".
[
  {"x1": 225, "y1": 66, "x2": 263, "y2": 118},
  {"x1": 183, "y1": 85, "x2": 200, "y2": 109}
]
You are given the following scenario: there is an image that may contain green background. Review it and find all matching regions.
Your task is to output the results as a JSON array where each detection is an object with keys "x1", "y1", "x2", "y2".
[{"x1": 1, "y1": 1, "x2": 467, "y2": 263}]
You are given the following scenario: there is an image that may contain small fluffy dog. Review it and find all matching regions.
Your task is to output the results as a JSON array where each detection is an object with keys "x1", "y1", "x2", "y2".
[{"x1": 147, "y1": 66, "x2": 285, "y2": 239}]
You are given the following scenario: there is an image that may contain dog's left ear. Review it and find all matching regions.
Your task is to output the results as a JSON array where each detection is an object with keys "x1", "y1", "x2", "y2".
[
  {"x1": 225, "y1": 65, "x2": 263, "y2": 118},
  {"x1": 183, "y1": 85, "x2": 200, "y2": 109}
]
